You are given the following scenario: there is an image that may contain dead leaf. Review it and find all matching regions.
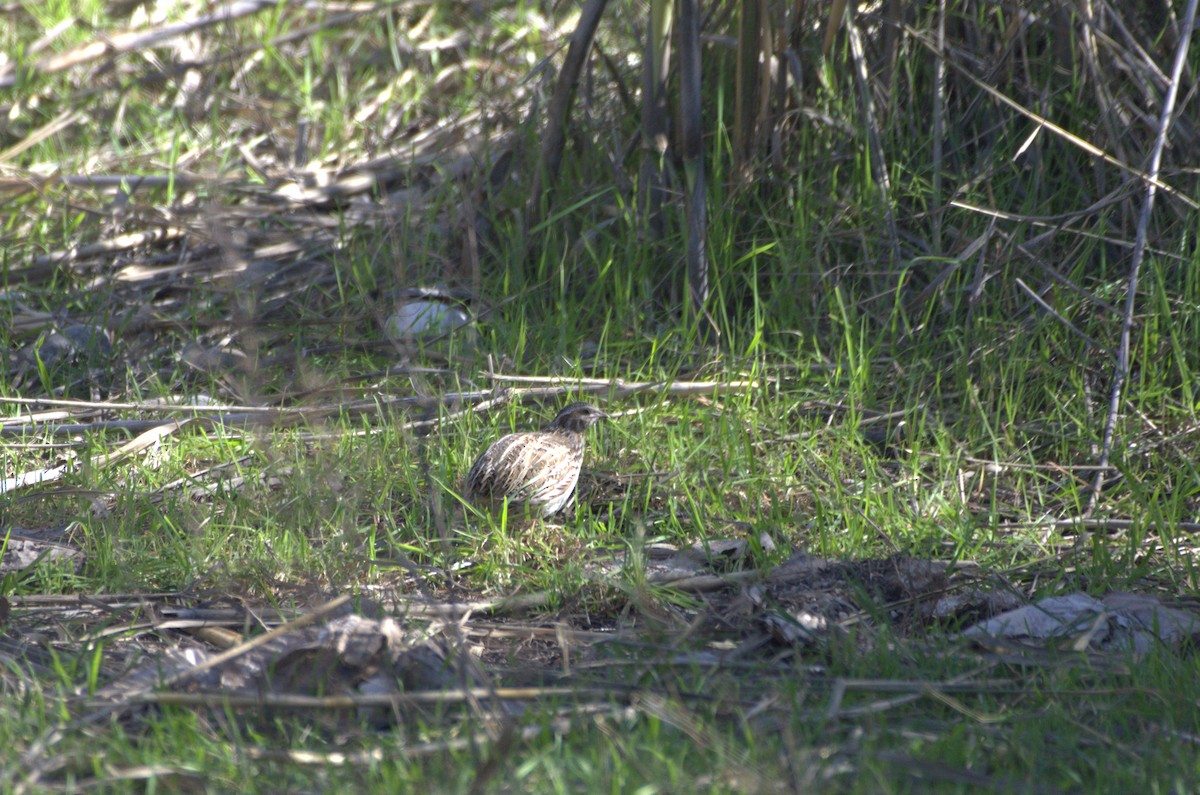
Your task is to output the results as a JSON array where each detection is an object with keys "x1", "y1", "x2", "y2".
[{"x1": 961, "y1": 592, "x2": 1200, "y2": 656}]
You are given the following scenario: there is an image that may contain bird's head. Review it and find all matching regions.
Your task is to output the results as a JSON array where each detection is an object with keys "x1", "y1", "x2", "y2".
[{"x1": 545, "y1": 402, "x2": 608, "y2": 433}]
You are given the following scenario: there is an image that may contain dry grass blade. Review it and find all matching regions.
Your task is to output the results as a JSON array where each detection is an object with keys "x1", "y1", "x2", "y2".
[
  {"x1": 88, "y1": 419, "x2": 193, "y2": 469},
  {"x1": 0, "y1": 464, "x2": 69, "y2": 495},
  {"x1": 949, "y1": 198, "x2": 1187, "y2": 262},
  {"x1": 904, "y1": 222, "x2": 992, "y2": 314},
  {"x1": 1, "y1": 419, "x2": 192, "y2": 437},
  {"x1": 0, "y1": 111, "x2": 80, "y2": 164},
  {"x1": 0, "y1": 395, "x2": 306, "y2": 414}
]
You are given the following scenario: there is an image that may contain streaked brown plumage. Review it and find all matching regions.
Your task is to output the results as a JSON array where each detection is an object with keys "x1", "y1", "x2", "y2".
[{"x1": 463, "y1": 403, "x2": 608, "y2": 517}]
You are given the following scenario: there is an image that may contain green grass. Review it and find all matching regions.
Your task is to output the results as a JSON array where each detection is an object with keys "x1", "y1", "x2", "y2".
[{"x1": 4, "y1": 0, "x2": 1200, "y2": 791}]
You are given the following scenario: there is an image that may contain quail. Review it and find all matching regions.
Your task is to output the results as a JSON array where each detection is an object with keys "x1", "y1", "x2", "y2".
[{"x1": 463, "y1": 402, "x2": 608, "y2": 517}]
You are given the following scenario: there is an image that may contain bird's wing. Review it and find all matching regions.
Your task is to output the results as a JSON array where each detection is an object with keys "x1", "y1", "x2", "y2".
[{"x1": 468, "y1": 432, "x2": 580, "y2": 504}]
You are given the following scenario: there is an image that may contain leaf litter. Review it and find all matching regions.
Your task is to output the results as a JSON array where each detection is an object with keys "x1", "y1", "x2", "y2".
[{"x1": 4, "y1": 533, "x2": 1196, "y2": 745}]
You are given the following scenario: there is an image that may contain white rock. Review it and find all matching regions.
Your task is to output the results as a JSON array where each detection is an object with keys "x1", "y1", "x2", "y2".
[{"x1": 385, "y1": 301, "x2": 472, "y2": 340}]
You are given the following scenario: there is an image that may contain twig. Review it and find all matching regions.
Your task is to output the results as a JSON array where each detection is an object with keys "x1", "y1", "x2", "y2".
[
  {"x1": 482, "y1": 375, "x2": 760, "y2": 398},
  {"x1": 1088, "y1": 0, "x2": 1199, "y2": 514},
  {"x1": 0, "y1": 379, "x2": 759, "y2": 421},
  {"x1": 26, "y1": 227, "x2": 188, "y2": 268},
  {"x1": 130, "y1": 686, "x2": 593, "y2": 710},
  {"x1": 0, "y1": 396, "x2": 300, "y2": 413},
  {"x1": 6, "y1": 592, "x2": 184, "y2": 608},
  {"x1": 931, "y1": 0, "x2": 946, "y2": 254},
  {"x1": 1001, "y1": 518, "x2": 1200, "y2": 534}
]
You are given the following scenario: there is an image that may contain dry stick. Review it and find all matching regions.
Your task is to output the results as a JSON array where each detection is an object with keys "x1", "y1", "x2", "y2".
[
  {"x1": 11, "y1": 414, "x2": 361, "y2": 488},
  {"x1": 27, "y1": 227, "x2": 188, "y2": 268},
  {"x1": 7, "y1": 592, "x2": 184, "y2": 608},
  {"x1": 958, "y1": 457, "x2": 1112, "y2": 473},
  {"x1": 0, "y1": 379, "x2": 756, "y2": 418},
  {"x1": 483, "y1": 375, "x2": 759, "y2": 396},
  {"x1": 1, "y1": 381, "x2": 759, "y2": 493},
  {"x1": 141, "y1": 594, "x2": 354, "y2": 691},
  {"x1": 2, "y1": 419, "x2": 195, "y2": 494},
  {"x1": 931, "y1": 0, "x2": 946, "y2": 256},
  {"x1": 58, "y1": 174, "x2": 216, "y2": 190},
  {"x1": 1003, "y1": 518, "x2": 1200, "y2": 534},
  {"x1": 126, "y1": 685, "x2": 590, "y2": 710},
  {"x1": 0, "y1": 395, "x2": 299, "y2": 413},
  {"x1": 1087, "y1": 0, "x2": 1199, "y2": 516}
]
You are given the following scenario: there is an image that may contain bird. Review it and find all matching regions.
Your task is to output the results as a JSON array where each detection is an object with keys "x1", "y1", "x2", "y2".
[{"x1": 463, "y1": 402, "x2": 608, "y2": 518}]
